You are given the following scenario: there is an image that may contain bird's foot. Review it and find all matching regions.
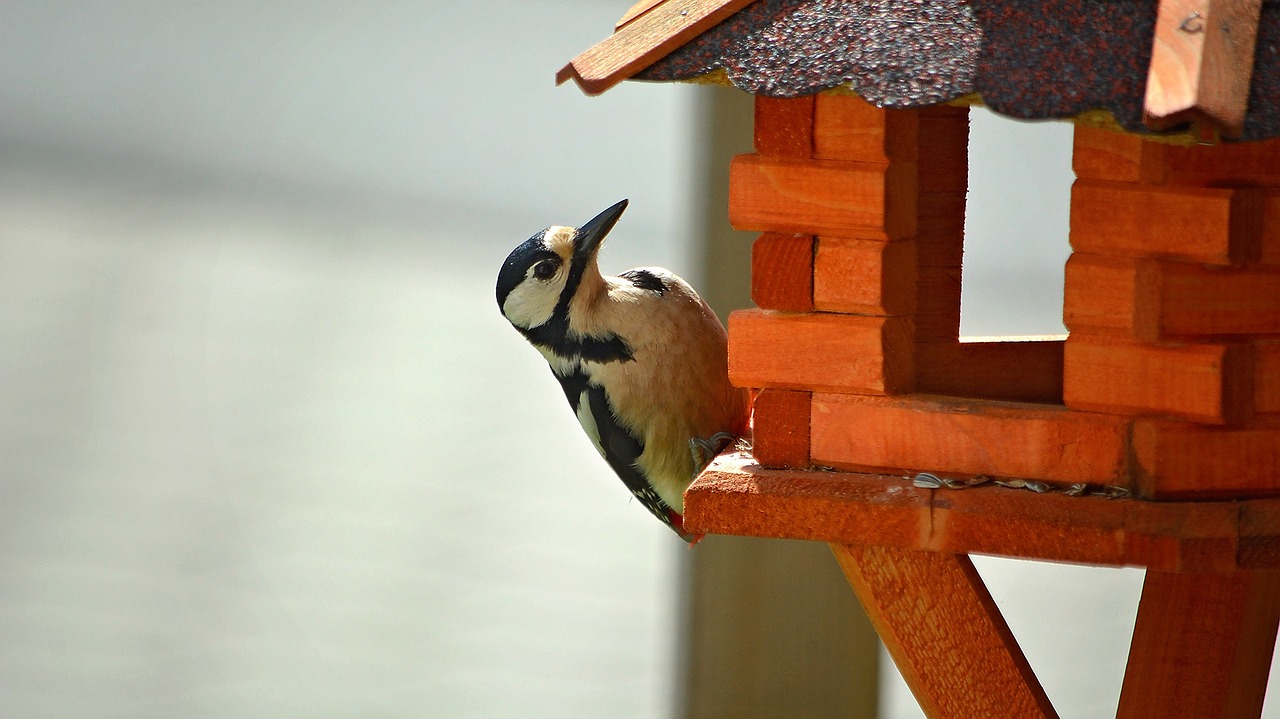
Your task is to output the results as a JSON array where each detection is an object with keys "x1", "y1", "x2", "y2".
[{"x1": 689, "y1": 432, "x2": 737, "y2": 477}]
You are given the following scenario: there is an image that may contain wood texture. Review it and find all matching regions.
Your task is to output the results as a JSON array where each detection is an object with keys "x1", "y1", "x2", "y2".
[
  {"x1": 729, "y1": 154, "x2": 917, "y2": 238},
  {"x1": 1144, "y1": 0, "x2": 1264, "y2": 137},
  {"x1": 557, "y1": 0, "x2": 757, "y2": 94},
  {"x1": 914, "y1": 265, "x2": 963, "y2": 343},
  {"x1": 751, "y1": 389, "x2": 811, "y2": 469},
  {"x1": 812, "y1": 93, "x2": 917, "y2": 163},
  {"x1": 915, "y1": 191, "x2": 967, "y2": 268},
  {"x1": 1133, "y1": 420, "x2": 1280, "y2": 497},
  {"x1": 1063, "y1": 334, "x2": 1253, "y2": 424},
  {"x1": 1063, "y1": 254, "x2": 1161, "y2": 338},
  {"x1": 727, "y1": 309, "x2": 915, "y2": 394},
  {"x1": 751, "y1": 233, "x2": 814, "y2": 312},
  {"x1": 831, "y1": 544, "x2": 1059, "y2": 719},
  {"x1": 754, "y1": 96, "x2": 814, "y2": 158},
  {"x1": 810, "y1": 393, "x2": 1131, "y2": 485},
  {"x1": 1072, "y1": 125, "x2": 1168, "y2": 183},
  {"x1": 916, "y1": 106, "x2": 969, "y2": 193},
  {"x1": 1161, "y1": 136, "x2": 1280, "y2": 186},
  {"x1": 1256, "y1": 341, "x2": 1280, "y2": 414},
  {"x1": 1070, "y1": 181, "x2": 1262, "y2": 266},
  {"x1": 685, "y1": 450, "x2": 1275, "y2": 572},
  {"x1": 1065, "y1": 255, "x2": 1280, "y2": 340},
  {"x1": 813, "y1": 237, "x2": 917, "y2": 315},
  {"x1": 916, "y1": 338, "x2": 1064, "y2": 404},
  {"x1": 1117, "y1": 569, "x2": 1280, "y2": 719}
]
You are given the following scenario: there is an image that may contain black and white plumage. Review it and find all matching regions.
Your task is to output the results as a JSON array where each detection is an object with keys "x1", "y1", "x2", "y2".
[{"x1": 496, "y1": 200, "x2": 750, "y2": 541}]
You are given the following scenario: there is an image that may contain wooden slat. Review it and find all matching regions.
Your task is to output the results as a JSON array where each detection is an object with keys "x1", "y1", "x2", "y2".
[
  {"x1": 1072, "y1": 125, "x2": 1168, "y2": 183},
  {"x1": 916, "y1": 338, "x2": 1064, "y2": 404},
  {"x1": 1117, "y1": 569, "x2": 1280, "y2": 719},
  {"x1": 914, "y1": 265, "x2": 962, "y2": 342},
  {"x1": 813, "y1": 237, "x2": 916, "y2": 315},
  {"x1": 751, "y1": 233, "x2": 814, "y2": 312},
  {"x1": 1063, "y1": 254, "x2": 1161, "y2": 338},
  {"x1": 729, "y1": 154, "x2": 917, "y2": 237},
  {"x1": 1162, "y1": 136, "x2": 1280, "y2": 186},
  {"x1": 1133, "y1": 420, "x2": 1280, "y2": 497},
  {"x1": 751, "y1": 389, "x2": 811, "y2": 469},
  {"x1": 1144, "y1": 0, "x2": 1264, "y2": 138},
  {"x1": 832, "y1": 545, "x2": 1059, "y2": 719},
  {"x1": 810, "y1": 393, "x2": 1131, "y2": 485},
  {"x1": 915, "y1": 191, "x2": 967, "y2": 268},
  {"x1": 812, "y1": 94, "x2": 917, "y2": 163},
  {"x1": 916, "y1": 106, "x2": 969, "y2": 193},
  {"x1": 754, "y1": 96, "x2": 815, "y2": 158},
  {"x1": 727, "y1": 309, "x2": 915, "y2": 394},
  {"x1": 1063, "y1": 334, "x2": 1252, "y2": 424},
  {"x1": 1255, "y1": 341, "x2": 1280, "y2": 414},
  {"x1": 557, "y1": 0, "x2": 756, "y2": 95},
  {"x1": 1070, "y1": 181, "x2": 1262, "y2": 266},
  {"x1": 1159, "y1": 262, "x2": 1280, "y2": 336},
  {"x1": 685, "y1": 450, "x2": 1262, "y2": 572},
  {"x1": 1065, "y1": 255, "x2": 1280, "y2": 340}
]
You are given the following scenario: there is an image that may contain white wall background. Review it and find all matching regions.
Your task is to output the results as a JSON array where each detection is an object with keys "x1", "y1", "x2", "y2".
[{"x1": 0, "y1": 2, "x2": 1274, "y2": 718}]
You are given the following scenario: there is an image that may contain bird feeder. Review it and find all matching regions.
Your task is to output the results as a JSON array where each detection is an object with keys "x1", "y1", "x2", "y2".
[{"x1": 560, "y1": 1, "x2": 1280, "y2": 716}]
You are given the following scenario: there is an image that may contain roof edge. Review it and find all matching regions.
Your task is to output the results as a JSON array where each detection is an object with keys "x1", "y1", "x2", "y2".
[{"x1": 557, "y1": 0, "x2": 757, "y2": 96}]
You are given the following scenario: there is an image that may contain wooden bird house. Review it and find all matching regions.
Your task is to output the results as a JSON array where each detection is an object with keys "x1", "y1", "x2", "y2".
[{"x1": 562, "y1": 1, "x2": 1280, "y2": 717}]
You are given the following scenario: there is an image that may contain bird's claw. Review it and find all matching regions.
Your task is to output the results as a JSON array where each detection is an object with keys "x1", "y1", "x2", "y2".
[{"x1": 689, "y1": 432, "x2": 736, "y2": 477}]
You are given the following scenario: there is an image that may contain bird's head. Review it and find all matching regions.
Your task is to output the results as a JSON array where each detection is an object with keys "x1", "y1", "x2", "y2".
[{"x1": 496, "y1": 199, "x2": 627, "y2": 331}]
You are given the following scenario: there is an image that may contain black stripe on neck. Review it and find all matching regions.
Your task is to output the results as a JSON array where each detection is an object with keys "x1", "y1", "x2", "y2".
[{"x1": 517, "y1": 319, "x2": 634, "y2": 364}]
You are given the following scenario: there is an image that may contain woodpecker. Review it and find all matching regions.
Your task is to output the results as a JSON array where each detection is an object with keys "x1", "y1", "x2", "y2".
[{"x1": 496, "y1": 200, "x2": 750, "y2": 542}]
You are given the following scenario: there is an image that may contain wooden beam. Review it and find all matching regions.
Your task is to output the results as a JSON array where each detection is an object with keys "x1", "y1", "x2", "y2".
[
  {"x1": 751, "y1": 389, "x2": 811, "y2": 469},
  {"x1": 557, "y1": 0, "x2": 756, "y2": 95},
  {"x1": 1117, "y1": 569, "x2": 1280, "y2": 719},
  {"x1": 728, "y1": 309, "x2": 915, "y2": 394},
  {"x1": 685, "y1": 451, "x2": 1261, "y2": 572},
  {"x1": 813, "y1": 237, "x2": 917, "y2": 315},
  {"x1": 915, "y1": 338, "x2": 1064, "y2": 404},
  {"x1": 809, "y1": 393, "x2": 1131, "y2": 486},
  {"x1": 1132, "y1": 420, "x2": 1280, "y2": 497},
  {"x1": 751, "y1": 233, "x2": 814, "y2": 312},
  {"x1": 728, "y1": 154, "x2": 917, "y2": 238},
  {"x1": 1144, "y1": 0, "x2": 1264, "y2": 138},
  {"x1": 831, "y1": 544, "x2": 1059, "y2": 719}
]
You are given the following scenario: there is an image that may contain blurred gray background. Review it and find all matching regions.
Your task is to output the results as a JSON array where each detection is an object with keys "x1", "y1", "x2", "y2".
[{"x1": 0, "y1": 2, "x2": 1273, "y2": 718}]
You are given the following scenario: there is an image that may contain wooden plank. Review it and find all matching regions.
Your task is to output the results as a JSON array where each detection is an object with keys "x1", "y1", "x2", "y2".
[
  {"x1": 754, "y1": 96, "x2": 814, "y2": 158},
  {"x1": 1264, "y1": 190, "x2": 1280, "y2": 266},
  {"x1": 1133, "y1": 420, "x2": 1280, "y2": 497},
  {"x1": 916, "y1": 191, "x2": 967, "y2": 268},
  {"x1": 1144, "y1": 0, "x2": 1264, "y2": 138},
  {"x1": 915, "y1": 265, "x2": 962, "y2": 342},
  {"x1": 728, "y1": 154, "x2": 917, "y2": 238},
  {"x1": 916, "y1": 338, "x2": 1064, "y2": 404},
  {"x1": 810, "y1": 393, "x2": 1132, "y2": 485},
  {"x1": 1117, "y1": 569, "x2": 1280, "y2": 719},
  {"x1": 751, "y1": 233, "x2": 814, "y2": 312},
  {"x1": 557, "y1": 0, "x2": 757, "y2": 95},
  {"x1": 1063, "y1": 334, "x2": 1252, "y2": 424},
  {"x1": 727, "y1": 309, "x2": 915, "y2": 394},
  {"x1": 1255, "y1": 341, "x2": 1280, "y2": 414},
  {"x1": 1072, "y1": 125, "x2": 1167, "y2": 183},
  {"x1": 917, "y1": 106, "x2": 969, "y2": 193},
  {"x1": 685, "y1": 451, "x2": 1264, "y2": 571},
  {"x1": 1063, "y1": 254, "x2": 1161, "y2": 337},
  {"x1": 1069, "y1": 181, "x2": 1263, "y2": 266},
  {"x1": 831, "y1": 545, "x2": 1059, "y2": 719},
  {"x1": 1159, "y1": 262, "x2": 1280, "y2": 337},
  {"x1": 751, "y1": 389, "x2": 811, "y2": 469},
  {"x1": 1162, "y1": 135, "x2": 1280, "y2": 186},
  {"x1": 1066, "y1": 255, "x2": 1280, "y2": 340},
  {"x1": 812, "y1": 93, "x2": 917, "y2": 163},
  {"x1": 813, "y1": 237, "x2": 917, "y2": 315}
]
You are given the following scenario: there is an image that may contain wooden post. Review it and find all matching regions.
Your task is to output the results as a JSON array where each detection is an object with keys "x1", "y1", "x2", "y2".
[
  {"x1": 1117, "y1": 569, "x2": 1280, "y2": 718},
  {"x1": 831, "y1": 544, "x2": 1059, "y2": 719}
]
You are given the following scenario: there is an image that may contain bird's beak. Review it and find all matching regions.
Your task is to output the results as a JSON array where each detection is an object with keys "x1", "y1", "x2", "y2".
[{"x1": 574, "y1": 199, "x2": 628, "y2": 259}]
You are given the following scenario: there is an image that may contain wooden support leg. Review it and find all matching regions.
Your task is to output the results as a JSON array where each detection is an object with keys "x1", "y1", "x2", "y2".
[
  {"x1": 1117, "y1": 569, "x2": 1280, "y2": 719},
  {"x1": 830, "y1": 544, "x2": 1059, "y2": 719}
]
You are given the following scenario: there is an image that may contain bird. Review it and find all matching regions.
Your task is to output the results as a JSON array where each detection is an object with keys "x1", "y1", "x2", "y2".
[{"x1": 495, "y1": 199, "x2": 750, "y2": 542}]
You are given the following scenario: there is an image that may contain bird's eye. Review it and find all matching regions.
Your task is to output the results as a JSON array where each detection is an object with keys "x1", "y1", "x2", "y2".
[{"x1": 533, "y1": 260, "x2": 558, "y2": 280}]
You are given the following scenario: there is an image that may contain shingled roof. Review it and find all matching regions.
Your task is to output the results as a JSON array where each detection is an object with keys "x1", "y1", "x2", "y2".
[{"x1": 559, "y1": 0, "x2": 1280, "y2": 142}]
